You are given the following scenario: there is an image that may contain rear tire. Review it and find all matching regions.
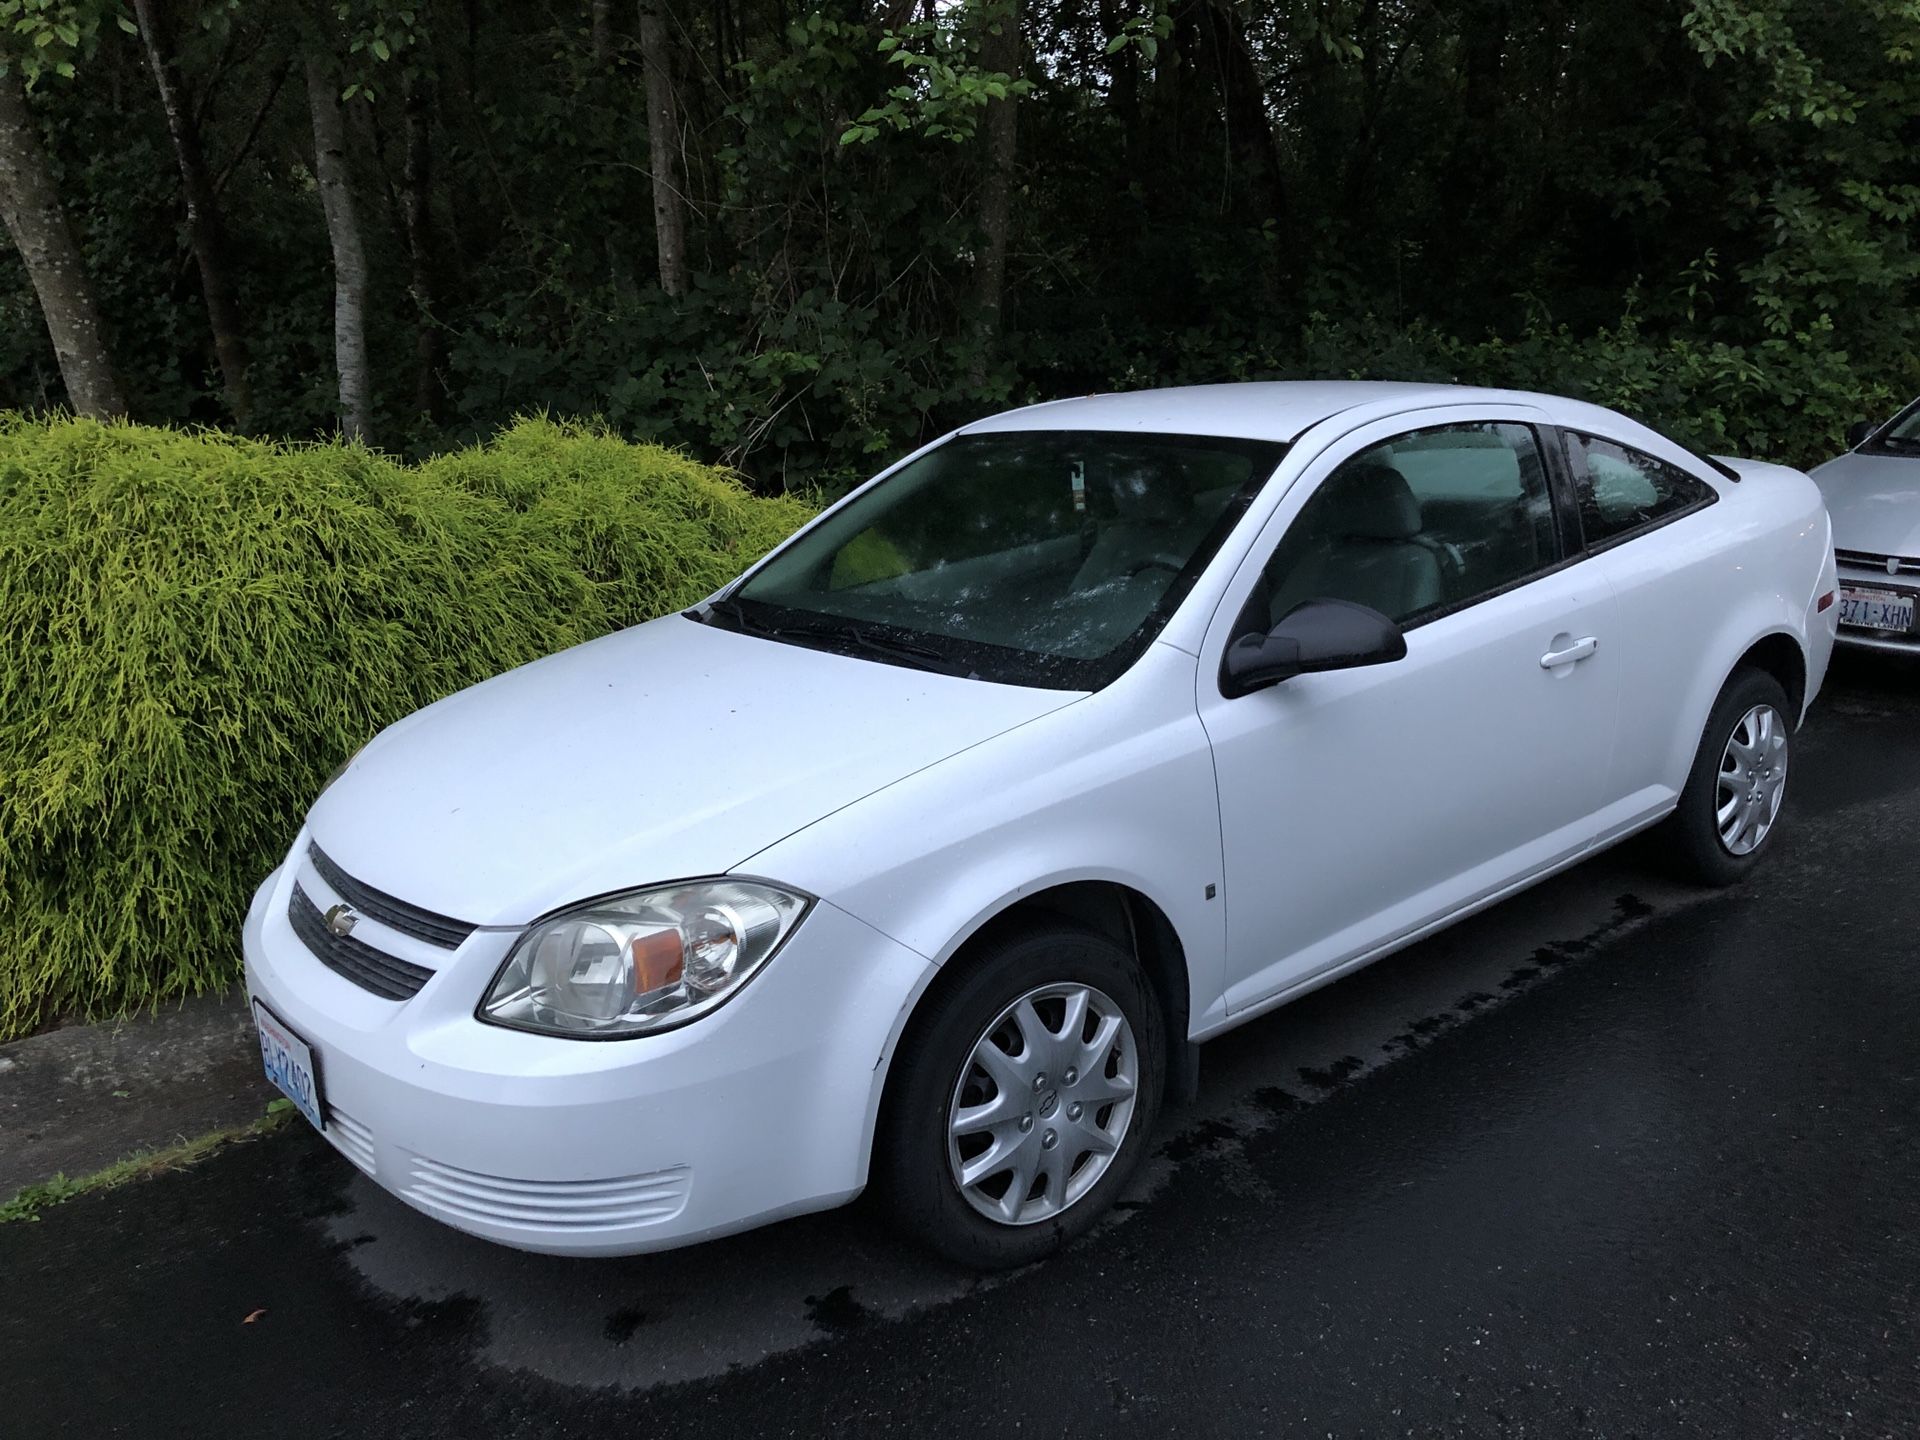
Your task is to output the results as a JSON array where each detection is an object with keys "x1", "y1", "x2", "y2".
[
  {"x1": 1655, "y1": 667, "x2": 1793, "y2": 886},
  {"x1": 876, "y1": 920, "x2": 1165, "y2": 1270}
]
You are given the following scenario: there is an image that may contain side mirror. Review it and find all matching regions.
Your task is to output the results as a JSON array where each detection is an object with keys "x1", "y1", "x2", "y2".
[
  {"x1": 1221, "y1": 598, "x2": 1407, "y2": 698},
  {"x1": 1846, "y1": 420, "x2": 1876, "y2": 449}
]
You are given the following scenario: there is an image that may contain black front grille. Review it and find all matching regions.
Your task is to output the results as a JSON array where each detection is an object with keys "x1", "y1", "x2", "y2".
[
  {"x1": 288, "y1": 885, "x2": 435, "y2": 1001},
  {"x1": 307, "y1": 842, "x2": 475, "y2": 949},
  {"x1": 1837, "y1": 548, "x2": 1920, "y2": 576}
]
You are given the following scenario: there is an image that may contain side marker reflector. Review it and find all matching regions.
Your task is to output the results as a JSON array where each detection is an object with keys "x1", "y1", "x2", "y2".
[{"x1": 1817, "y1": 591, "x2": 1836, "y2": 613}]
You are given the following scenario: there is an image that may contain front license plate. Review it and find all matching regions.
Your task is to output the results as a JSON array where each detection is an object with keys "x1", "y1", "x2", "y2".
[
  {"x1": 1837, "y1": 588, "x2": 1916, "y2": 634},
  {"x1": 253, "y1": 1000, "x2": 325, "y2": 1133}
]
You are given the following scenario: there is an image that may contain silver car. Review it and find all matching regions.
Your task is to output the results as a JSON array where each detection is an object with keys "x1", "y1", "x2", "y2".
[{"x1": 1812, "y1": 399, "x2": 1920, "y2": 654}]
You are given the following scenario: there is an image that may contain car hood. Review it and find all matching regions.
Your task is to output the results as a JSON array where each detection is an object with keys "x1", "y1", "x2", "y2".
[
  {"x1": 1811, "y1": 452, "x2": 1920, "y2": 558},
  {"x1": 307, "y1": 615, "x2": 1081, "y2": 925}
]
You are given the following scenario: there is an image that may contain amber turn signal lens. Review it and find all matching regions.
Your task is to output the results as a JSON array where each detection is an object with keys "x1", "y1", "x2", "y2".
[{"x1": 629, "y1": 928, "x2": 685, "y2": 993}]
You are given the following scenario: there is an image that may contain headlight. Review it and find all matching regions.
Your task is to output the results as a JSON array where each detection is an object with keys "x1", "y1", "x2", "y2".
[{"x1": 478, "y1": 879, "x2": 810, "y2": 1039}]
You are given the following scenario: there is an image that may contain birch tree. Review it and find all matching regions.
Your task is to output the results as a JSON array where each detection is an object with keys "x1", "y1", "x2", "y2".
[
  {"x1": 0, "y1": 67, "x2": 124, "y2": 418},
  {"x1": 305, "y1": 45, "x2": 373, "y2": 441}
]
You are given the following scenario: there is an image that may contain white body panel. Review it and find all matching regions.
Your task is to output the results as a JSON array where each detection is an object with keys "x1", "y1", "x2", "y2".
[
  {"x1": 1811, "y1": 450, "x2": 1920, "y2": 559},
  {"x1": 744, "y1": 640, "x2": 1228, "y2": 992},
  {"x1": 309, "y1": 614, "x2": 1077, "y2": 924},
  {"x1": 244, "y1": 840, "x2": 938, "y2": 1255},
  {"x1": 245, "y1": 381, "x2": 1837, "y2": 1256},
  {"x1": 1596, "y1": 457, "x2": 1835, "y2": 794},
  {"x1": 1192, "y1": 407, "x2": 1622, "y2": 1014}
]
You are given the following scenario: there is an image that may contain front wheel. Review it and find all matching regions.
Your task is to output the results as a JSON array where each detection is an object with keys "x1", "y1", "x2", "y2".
[
  {"x1": 876, "y1": 921, "x2": 1165, "y2": 1269},
  {"x1": 1655, "y1": 667, "x2": 1793, "y2": 886}
]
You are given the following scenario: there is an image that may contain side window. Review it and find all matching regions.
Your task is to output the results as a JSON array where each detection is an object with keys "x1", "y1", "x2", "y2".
[
  {"x1": 1562, "y1": 432, "x2": 1716, "y2": 547},
  {"x1": 1257, "y1": 422, "x2": 1559, "y2": 630}
]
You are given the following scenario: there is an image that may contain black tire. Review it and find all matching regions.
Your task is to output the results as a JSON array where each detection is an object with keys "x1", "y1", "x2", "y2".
[
  {"x1": 876, "y1": 920, "x2": 1165, "y2": 1270},
  {"x1": 1655, "y1": 667, "x2": 1793, "y2": 886}
]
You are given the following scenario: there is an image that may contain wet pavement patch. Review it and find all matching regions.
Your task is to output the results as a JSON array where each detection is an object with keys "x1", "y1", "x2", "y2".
[
  {"x1": 1296, "y1": 1054, "x2": 1364, "y2": 1089},
  {"x1": 602, "y1": 1307, "x2": 649, "y2": 1345},
  {"x1": 1383, "y1": 1014, "x2": 1452, "y2": 1054},
  {"x1": 1158, "y1": 1116, "x2": 1240, "y2": 1162},
  {"x1": 803, "y1": 1286, "x2": 871, "y2": 1334},
  {"x1": 1250, "y1": 1085, "x2": 1300, "y2": 1116}
]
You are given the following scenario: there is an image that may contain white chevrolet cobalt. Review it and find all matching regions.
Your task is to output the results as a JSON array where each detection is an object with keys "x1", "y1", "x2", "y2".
[{"x1": 245, "y1": 382, "x2": 1838, "y2": 1268}]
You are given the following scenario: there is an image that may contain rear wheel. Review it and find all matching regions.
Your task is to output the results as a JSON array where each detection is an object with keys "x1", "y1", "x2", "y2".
[
  {"x1": 877, "y1": 921, "x2": 1164, "y2": 1269},
  {"x1": 1656, "y1": 667, "x2": 1793, "y2": 886}
]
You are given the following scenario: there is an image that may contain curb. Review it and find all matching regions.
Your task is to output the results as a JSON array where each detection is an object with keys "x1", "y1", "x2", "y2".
[{"x1": 0, "y1": 992, "x2": 273, "y2": 1197}]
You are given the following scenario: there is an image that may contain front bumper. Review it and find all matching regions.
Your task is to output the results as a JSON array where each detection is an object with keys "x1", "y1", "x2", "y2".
[
  {"x1": 1834, "y1": 560, "x2": 1920, "y2": 655},
  {"x1": 242, "y1": 840, "x2": 936, "y2": 1256}
]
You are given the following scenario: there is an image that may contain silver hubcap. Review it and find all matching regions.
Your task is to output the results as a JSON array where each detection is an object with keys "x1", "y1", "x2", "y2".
[
  {"x1": 946, "y1": 982, "x2": 1139, "y2": 1226},
  {"x1": 1716, "y1": 703, "x2": 1788, "y2": 856}
]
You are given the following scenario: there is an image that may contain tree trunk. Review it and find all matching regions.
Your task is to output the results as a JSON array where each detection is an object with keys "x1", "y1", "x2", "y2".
[
  {"x1": 1193, "y1": 0, "x2": 1286, "y2": 225},
  {"x1": 131, "y1": 0, "x2": 252, "y2": 428},
  {"x1": 1096, "y1": 0, "x2": 1140, "y2": 165},
  {"x1": 970, "y1": 0, "x2": 1022, "y2": 369},
  {"x1": 0, "y1": 73, "x2": 126, "y2": 418},
  {"x1": 402, "y1": 64, "x2": 446, "y2": 422},
  {"x1": 305, "y1": 50, "x2": 373, "y2": 442},
  {"x1": 637, "y1": 0, "x2": 690, "y2": 298},
  {"x1": 591, "y1": 0, "x2": 614, "y2": 65}
]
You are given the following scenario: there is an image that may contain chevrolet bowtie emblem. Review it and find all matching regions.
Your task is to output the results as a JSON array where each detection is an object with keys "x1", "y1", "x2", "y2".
[{"x1": 324, "y1": 903, "x2": 359, "y2": 938}]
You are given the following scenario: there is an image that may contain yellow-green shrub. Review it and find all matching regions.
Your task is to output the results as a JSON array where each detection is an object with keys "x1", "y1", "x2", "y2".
[{"x1": 0, "y1": 414, "x2": 812, "y2": 1040}]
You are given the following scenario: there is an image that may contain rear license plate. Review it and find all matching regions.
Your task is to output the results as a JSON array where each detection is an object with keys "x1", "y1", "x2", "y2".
[
  {"x1": 1838, "y1": 588, "x2": 1915, "y2": 634},
  {"x1": 253, "y1": 1000, "x2": 324, "y2": 1133}
]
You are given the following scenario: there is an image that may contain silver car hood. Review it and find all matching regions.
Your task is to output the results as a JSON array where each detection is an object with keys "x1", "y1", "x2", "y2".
[{"x1": 1810, "y1": 451, "x2": 1920, "y2": 558}]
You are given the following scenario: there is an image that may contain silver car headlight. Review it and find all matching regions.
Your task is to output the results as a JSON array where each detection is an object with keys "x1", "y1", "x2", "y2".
[{"x1": 478, "y1": 879, "x2": 810, "y2": 1039}]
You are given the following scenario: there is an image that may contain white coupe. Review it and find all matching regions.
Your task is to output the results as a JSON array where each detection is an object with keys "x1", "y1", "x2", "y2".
[{"x1": 244, "y1": 382, "x2": 1838, "y2": 1268}]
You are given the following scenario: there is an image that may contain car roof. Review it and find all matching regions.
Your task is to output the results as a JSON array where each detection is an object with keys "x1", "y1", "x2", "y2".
[{"x1": 957, "y1": 381, "x2": 1533, "y2": 445}]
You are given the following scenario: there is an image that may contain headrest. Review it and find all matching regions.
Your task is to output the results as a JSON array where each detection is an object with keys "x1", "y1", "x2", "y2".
[{"x1": 1322, "y1": 461, "x2": 1422, "y2": 540}]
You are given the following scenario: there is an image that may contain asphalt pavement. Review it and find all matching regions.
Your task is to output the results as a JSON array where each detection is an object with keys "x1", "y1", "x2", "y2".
[{"x1": 3, "y1": 654, "x2": 1917, "y2": 1439}]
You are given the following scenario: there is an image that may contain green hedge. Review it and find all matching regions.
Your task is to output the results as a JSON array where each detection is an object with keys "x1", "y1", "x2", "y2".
[{"x1": 0, "y1": 415, "x2": 813, "y2": 1041}]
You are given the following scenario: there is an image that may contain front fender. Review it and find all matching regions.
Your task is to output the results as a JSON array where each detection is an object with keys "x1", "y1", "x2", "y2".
[{"x1": 738, "y1": 643, "x2": 1227, "y2": 1041}]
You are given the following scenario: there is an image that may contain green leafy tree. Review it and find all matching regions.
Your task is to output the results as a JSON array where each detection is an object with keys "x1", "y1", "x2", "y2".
[{"x1": 0, "y1": 0, "x2": 1913, "y2": 469}]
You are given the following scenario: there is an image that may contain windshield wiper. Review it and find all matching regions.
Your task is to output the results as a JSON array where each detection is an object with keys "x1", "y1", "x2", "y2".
[
  {"x1": 779, "y1": 617, "x2": 978, "y2": 677},
  {"x1": 690, "y1": 595, "x2": 768, "y2": 635},
  {"x1": 692, "y1": 598, "x2": 975, "y2": 676}
]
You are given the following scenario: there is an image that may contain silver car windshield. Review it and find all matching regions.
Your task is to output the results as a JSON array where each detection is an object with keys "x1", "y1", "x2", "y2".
[
  {"x1": 1866, "y1": 400, "x2": 1920, "y2": 452},
  {"x1": 716, "y1": 430, "x2": 1286, "y2": 689}
]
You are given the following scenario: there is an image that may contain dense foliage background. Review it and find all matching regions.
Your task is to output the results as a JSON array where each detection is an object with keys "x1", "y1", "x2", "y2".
[
  {"x1": 1, "y1": 0, "x2": 1915, "y2": 491},
  {"x1": 0, "y1": 1, "x2": 1913, "y2": 1033}
]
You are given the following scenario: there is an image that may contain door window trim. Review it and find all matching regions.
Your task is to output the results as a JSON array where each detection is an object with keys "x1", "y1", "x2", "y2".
[
  {"x1": 1554, "y1": 427, "x2": 1721, "y2": 556},
  {"x1": 1229, "y1": 418, "x2": 1574, "y2": 650}
]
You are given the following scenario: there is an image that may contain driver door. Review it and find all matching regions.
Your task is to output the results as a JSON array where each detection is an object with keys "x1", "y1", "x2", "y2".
[{"x1": 1195, "y1": 409, "x2": 1621, "y2": 1013}]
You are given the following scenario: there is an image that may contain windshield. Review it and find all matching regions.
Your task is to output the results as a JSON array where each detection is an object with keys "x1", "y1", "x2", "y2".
[
  {"x1": 1865, "y1": 399, "x2": 1920, "y2": 452},
  {"x1": 718, "y1": 430, "x2": 1286, "y2": 689}
]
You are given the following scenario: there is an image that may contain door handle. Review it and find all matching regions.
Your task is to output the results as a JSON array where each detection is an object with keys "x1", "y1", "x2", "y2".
[{"x1": 1539, "y1": 636, "x2": 1599, "y2": 668}]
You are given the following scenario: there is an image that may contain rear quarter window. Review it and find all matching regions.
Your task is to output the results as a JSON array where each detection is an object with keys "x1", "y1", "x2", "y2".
[{"x1": 1561, "y1": 432, "x2": 1717, "y2": 547}]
